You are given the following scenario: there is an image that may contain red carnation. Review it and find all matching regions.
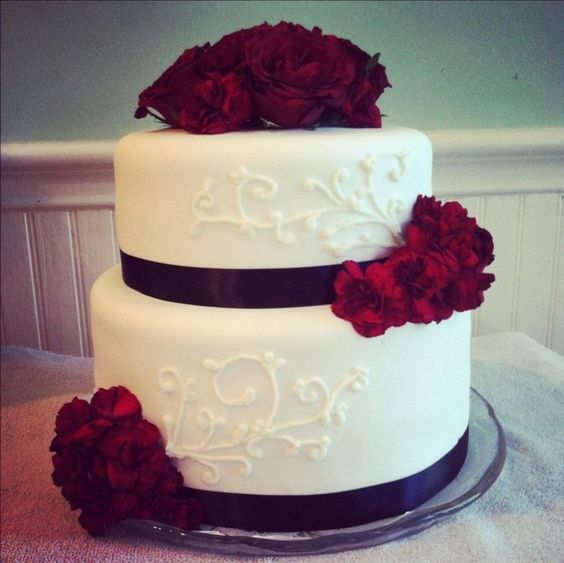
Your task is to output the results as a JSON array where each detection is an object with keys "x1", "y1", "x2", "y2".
[
  {"x1": 147, "y1": 488, "x2": 206, "y2": 530},
  {"x1": 331, "y1": 196, "x2": 495, "y2": 336},
  {"x1": 332, "y1": 260, "x2": 409, "y2": 337},
  {"x1": 449, "y1": 225, "x2": 495, "y2": 270},
  {"x1": 406, "y1": 196, "x2": 494, "y2": 268},
  {"x1": 179, "y1": 73, "x2": 253, "y2": 134},
  {"x1": 52, "y1": 396, "x2": 112, "y2": 448},
  {"x1": 386, "y1": 247, "x2": 455, "y2": 323},
  {"x1": 91, "y1": 385, "x2": 142, "y2": 422},
  {"x1": 54, "y1": 397, "x2": 93, "y2": 435},
  {"x1": 50, "y1": 386, "x2": 204, "y2": 536},
  {"x1": 444, "y1": 269, "x2": 496, "y2": 312},
  {"x1": 406, "y1": 196, "x2": 495, "y2": 312}
]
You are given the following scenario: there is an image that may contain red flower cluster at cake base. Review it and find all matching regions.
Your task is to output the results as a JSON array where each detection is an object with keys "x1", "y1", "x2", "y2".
[
  {"x1": 135, "y1": 22, "x2": 390, "y2": 134},
  {"x1": 50, "y1": 386, "x2": 204, "y2": 536},
  {"x1": 331, "y1": 196, "x2": 495, "y2": 337}
]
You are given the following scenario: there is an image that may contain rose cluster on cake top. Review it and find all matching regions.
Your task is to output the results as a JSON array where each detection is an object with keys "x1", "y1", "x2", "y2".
[{"x1": 134, "y1": 21, "x2": 391, "y2": 134}]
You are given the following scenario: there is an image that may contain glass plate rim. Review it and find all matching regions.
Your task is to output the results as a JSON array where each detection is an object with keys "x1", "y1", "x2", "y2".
[{"x1": 121, "y1": 387, "x2": 506, "y2": 556}]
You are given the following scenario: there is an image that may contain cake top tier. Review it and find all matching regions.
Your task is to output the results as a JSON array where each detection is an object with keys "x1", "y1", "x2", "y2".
[{"x1": 115, "y1": 126, "x2": 432, "y2": 269}]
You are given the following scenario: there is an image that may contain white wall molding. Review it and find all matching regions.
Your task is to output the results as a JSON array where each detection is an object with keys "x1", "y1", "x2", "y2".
[
  {"x1": 429, "y1": 128, "x2": 564, "y2": 197},
  {"x1": 2, "y1": 129, "x2": 563, "y2": 210},
  {"x1": 1, "y1": 140, "x2": 116, "y2": 210},
  {"x1": 2, "y1": 128, "x2": 563, "y2": 356},
  {"x1": 1, "y1": 140, "x2": 115, "y2": 169}
]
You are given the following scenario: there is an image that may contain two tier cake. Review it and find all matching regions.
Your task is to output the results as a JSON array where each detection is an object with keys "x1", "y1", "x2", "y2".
[{"x1": 52, "y1": 22, "x2": 494, "y2": 535}]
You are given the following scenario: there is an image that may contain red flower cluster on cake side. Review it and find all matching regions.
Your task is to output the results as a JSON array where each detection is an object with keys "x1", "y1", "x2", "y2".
[
  {"x1": 332, "y1": 196, "x2": 495, "y2": 337},
  {"x1": 50, "y1": 386, "x2": 204, "y2": 536},
  {"x1": 135, "y1": 22, "x2": 391, "y2": 134}
]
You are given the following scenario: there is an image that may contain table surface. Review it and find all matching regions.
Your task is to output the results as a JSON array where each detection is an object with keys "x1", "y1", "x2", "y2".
[{"x1": 1, "y1": 332, "x2": 563, "y2": 562}]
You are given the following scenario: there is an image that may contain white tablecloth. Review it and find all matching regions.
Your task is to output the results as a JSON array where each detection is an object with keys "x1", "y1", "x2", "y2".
[{"x1": 1, "y1": 332, "x2": 563, "y2": 562}]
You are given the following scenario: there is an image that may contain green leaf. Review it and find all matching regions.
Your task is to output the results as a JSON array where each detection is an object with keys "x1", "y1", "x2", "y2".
[{"x1": 366, "y1": 52, "x2": 381, "y2": 76}]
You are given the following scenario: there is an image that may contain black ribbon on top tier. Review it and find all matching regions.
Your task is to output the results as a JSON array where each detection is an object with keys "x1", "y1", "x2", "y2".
[
  {"x1": 120, "y1": 250, "x2": 375, "y2": 308},
  {"x1": 191, "y1": 428, "x2": 468, "y2": 532}
]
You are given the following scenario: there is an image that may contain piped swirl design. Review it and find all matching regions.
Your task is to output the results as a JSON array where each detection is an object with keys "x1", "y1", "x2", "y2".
[
  {"x1": 158, "y1": 352, "x2": 369, "y2": 485},
  {"x1": 190, "y1": 152, "x2": 409, "y2": 257}
]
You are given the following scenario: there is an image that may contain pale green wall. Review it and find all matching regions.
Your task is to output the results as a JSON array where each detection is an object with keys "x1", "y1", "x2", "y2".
[{"x1": 1, "y1": 0, "x2": 562, "y2": 142}]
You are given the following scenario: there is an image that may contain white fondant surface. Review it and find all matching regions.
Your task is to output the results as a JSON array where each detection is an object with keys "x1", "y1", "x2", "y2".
[
  {"x1": 115, "y1": 127, "x2": 432, "y2": 268},
  {"x1": 92, "y1": 266, "x2": 470, "y2": 496}
]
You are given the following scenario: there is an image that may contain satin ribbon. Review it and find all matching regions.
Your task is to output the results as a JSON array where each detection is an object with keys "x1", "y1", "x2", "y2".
[
  {"x1": 120, "y1": 250, "x2": 374, "y2": 308},
  {"x1": 191, "y1": 428, "x2": 468, "y2": 532}
]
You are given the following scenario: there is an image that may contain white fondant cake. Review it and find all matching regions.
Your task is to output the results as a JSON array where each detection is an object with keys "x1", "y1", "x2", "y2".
[{"x1": 92, "y1": 126, "x2": 471, "y2": 530}]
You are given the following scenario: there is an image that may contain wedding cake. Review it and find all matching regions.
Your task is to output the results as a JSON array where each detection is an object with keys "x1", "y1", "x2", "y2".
[{"x1": 52, "y1": 22, "x2": 495, "y2": 535}]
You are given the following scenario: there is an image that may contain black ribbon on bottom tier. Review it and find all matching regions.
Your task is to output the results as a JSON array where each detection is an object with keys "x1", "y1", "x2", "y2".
[{"x1": 191, "y1": 428, "x2": 469, "y2": 532}]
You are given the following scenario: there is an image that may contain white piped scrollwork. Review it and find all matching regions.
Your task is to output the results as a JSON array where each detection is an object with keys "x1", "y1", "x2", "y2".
[
  {"x1": 157, "y1": 352, "x2": 369, "y2": 485},
  {"x1": 190, "y1": 153, "x2": 409, "y2": 257}
]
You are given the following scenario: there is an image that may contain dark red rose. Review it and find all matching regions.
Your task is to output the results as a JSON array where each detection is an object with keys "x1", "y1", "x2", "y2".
[
  {"x1": 91, "y1": 386, "x2": 142, "y2": 422},
  {"x1": 367, "y1": 58, "x2": 392, "y2": 100},
  {"x1": 179, "y1": 73, "x2": 253, "y2": 134},
  {"x1": 341, "y1": 79, "x2": 383, "y2": 128},
  {"x1": 134, "y1": 27, "x2": 263, "y2": 132},
  {"x1": 334, "y1": 35, "x2": 370, "y2": 77},
  {"x1": 341, "y1": 56, "x2": 391, "y2": 127},
  {"x1": 135, "y1": 44, "x2": 208, "y2": 127},
  {"x1": 135, "y1": 22, "x2": 389, "y2": 133},
  {"x1": 245, "y1": 22, "x2": 365, "y2": 128},
  {"x1": 332, "y1": 260, "x2": 409, "y2": 337},
  {"x1": 199, "y1": 31, "x2": 246, "y2": 76},
  {"x1": 199, "y1": 24, "x2": 269, "y2": 77}
]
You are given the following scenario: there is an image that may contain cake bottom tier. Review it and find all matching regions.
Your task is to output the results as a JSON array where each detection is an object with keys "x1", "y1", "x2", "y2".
[{"x1": 92, "y1": 266, "x2": 471, "y2": 530}]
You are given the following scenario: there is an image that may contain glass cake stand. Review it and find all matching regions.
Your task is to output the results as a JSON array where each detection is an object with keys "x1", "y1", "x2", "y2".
[{"x1": 122, "y1": 388, "x2": 506, "y2": 556}]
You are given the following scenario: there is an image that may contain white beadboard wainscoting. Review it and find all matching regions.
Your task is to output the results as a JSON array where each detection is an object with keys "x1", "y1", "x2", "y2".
[{"x1": 2, "y1": 128, "x2": 564, "y2": 357}]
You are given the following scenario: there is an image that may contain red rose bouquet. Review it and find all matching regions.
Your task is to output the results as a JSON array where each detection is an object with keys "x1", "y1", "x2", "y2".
[
  {"x1": 332, "y1": 196, "x2": 495, "y2": 337},
  {"x1": 135, "y1": 22, "x2": 390, "y2": 134},
  {"x1": 50, "y1": 386, "x2": 204, "y2": 536}
]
